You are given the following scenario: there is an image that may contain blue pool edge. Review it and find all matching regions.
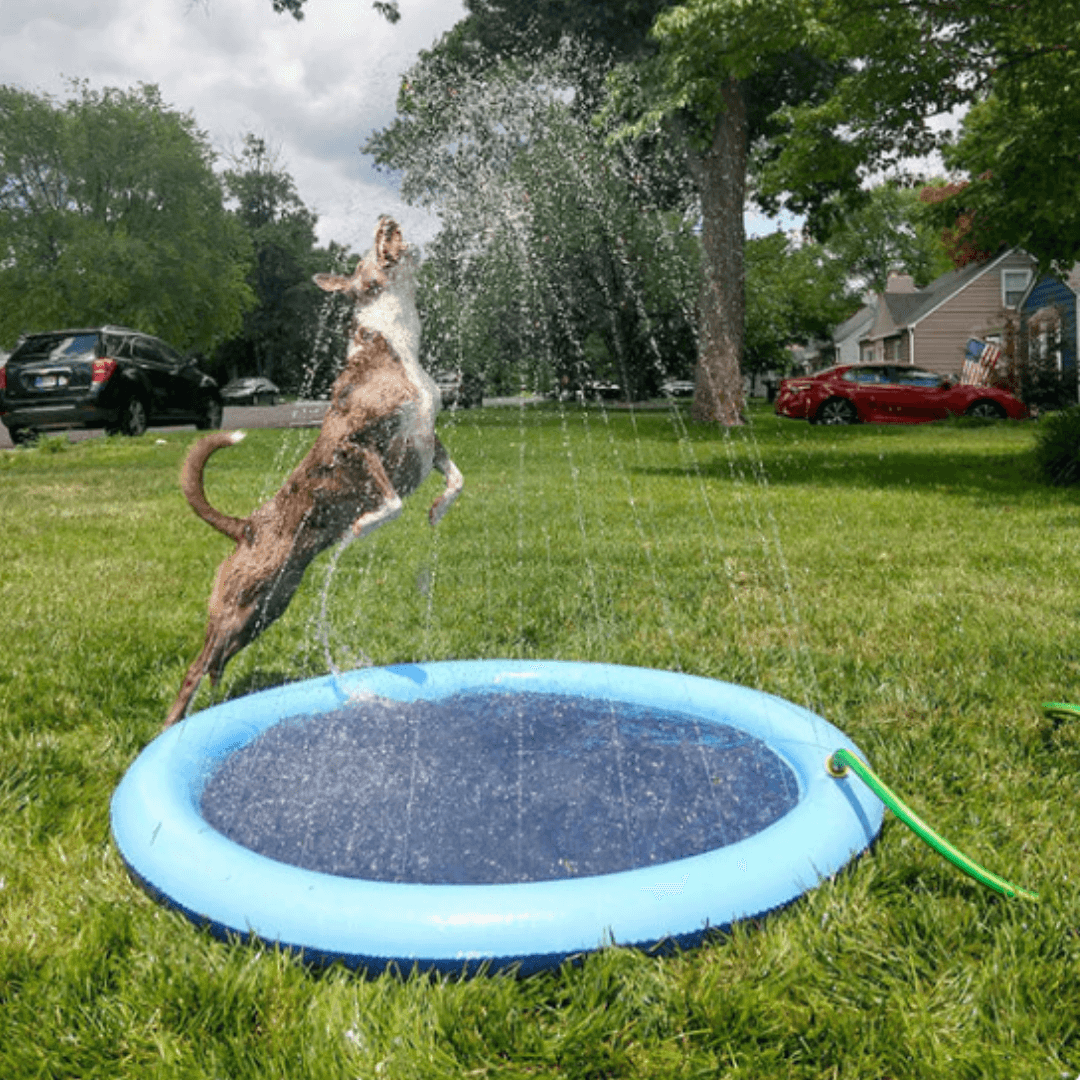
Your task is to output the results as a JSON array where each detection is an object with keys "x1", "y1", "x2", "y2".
[{"x1": 111, "y1": 660, "x2": 885, "y2": 976}]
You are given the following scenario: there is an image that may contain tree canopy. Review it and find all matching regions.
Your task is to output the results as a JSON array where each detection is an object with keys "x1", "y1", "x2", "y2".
[
  {"x1": 926, "y1": 79, "x2": 1080, "y2": 274},
  {"x1": 213, "y1": 134, "x2": 347, "y2": 392},
  {"x1": 821, "y1": 182, "x2": 953, "y2": 295},
  {"x1": 368, "y1": 49, "x2": 700, "y2": 399},
  {"x1": 738, "y1": 0, "x2": 1080, "y2": 265},
  {"x1": 0, "y1": 81, "x2": 255, "y2": 353},
  {"x1": 744, "y1": 232, "x2": 859, "y2": 373}
]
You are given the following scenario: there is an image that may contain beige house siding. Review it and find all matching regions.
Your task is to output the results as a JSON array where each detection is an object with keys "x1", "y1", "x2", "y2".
[{"x1": 912, "y1": 251, "x2": 1038, "y2": 375}]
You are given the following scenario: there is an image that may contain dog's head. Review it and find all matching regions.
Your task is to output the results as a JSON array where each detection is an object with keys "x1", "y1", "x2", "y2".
[
  {"x1": 373, "y1": 215, "x2": 408, "y2": 269},
  {"x1": 313, "y1": 216, "x2": 413, "y2": 300}
]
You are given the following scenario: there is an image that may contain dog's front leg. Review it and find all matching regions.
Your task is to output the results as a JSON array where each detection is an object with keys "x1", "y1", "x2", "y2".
[
  {"x1": 346, "y1": 447, "x2": 404, "y2": 543},
  {"x1": 428, "y1": 436, "x2": 464, "y2": 526}
]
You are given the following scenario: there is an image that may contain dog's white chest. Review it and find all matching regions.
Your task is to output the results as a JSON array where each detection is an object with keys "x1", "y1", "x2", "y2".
[
  {"x1": 359, "y1": 284, "x2": 421, "y2": 370},
  {"x1": 356, "y1": 275, "x2": 440, "y2": 468}
]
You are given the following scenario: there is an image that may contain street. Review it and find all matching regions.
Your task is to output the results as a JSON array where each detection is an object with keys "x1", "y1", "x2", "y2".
[{"x1": 0, "y1": 400, "x2": 331, "y2": 450}]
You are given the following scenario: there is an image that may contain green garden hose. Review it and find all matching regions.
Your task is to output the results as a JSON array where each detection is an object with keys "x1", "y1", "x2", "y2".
[
  {"x1": 1043, "y1": 701, "x2": 1080, "y2": 725},
  {"x1": 826, "y1": 747, "x2": 1038, "y2": 901}
]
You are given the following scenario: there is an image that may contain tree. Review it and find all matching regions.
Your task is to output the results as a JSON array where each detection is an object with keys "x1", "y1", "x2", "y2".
[
  {"x1": 215, "y1": 134, "x2": 335, "y2": 392},
  {"x1": 924, "y1": 85, "x2": 1080, "y2": 275},
  {"x1": 0, "y1": 81, "x2": 254, "y2": 352},
  {"x1": 917, "y1": 179, "x2": 998, "y2": 270},
  {"x1": 743, "y1": 232, "x2": 859, "y2": 375},
  {"x1": 747, "y1": 0, "x2": 1080, "y2": 273},
  {"x1": 821, "y1": 182, "x2": 953, "y2": 295},
  {"x1": 373, "y1": 56, "x2": 701, "y2": 399},
  {"x1": 605, "y1": 0, "x2": 861, "y2": 423},
  {"x1": 274, "y1": 0, "x2": 848, "y2": 425}
]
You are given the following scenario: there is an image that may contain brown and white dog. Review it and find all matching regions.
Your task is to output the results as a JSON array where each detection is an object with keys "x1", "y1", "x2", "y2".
[{"x1": 163, "y1": 217, "x2": 463, "y2": 728}]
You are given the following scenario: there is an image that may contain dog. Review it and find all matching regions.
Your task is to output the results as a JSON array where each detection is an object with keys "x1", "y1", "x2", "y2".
[{"x1": 163, "y1": 217, "x2": 463, "y2": 728}]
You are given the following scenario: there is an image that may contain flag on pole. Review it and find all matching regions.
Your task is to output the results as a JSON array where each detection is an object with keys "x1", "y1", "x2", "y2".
[{"x1": 961, "y1": 338, "x2": 1001, "y2": 386}]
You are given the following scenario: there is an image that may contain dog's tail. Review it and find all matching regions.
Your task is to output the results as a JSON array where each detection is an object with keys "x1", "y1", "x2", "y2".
[{"x1": 180, "y1": 431, "x2": 250, "y2": 544}]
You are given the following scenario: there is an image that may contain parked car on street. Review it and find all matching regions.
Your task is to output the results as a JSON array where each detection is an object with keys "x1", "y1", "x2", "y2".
[
  {"x1": 774, "y1": 364, "x2": 1030, "y2": 425},
  {"x1": 221, "y1": 376, "x2": 280, "y2": 406},
  {"x1": 580, "y1": 381, "x2": 622, "y2": 402},
  {"x1": 434, "y1": 369, "x2": 484, "y2": 409},
  {"x1": 0, "y1": 326, "x2": 222, "y2": 445},
  {"x1": 661, "y1": 379, "x2": 695, "y2": 398}
]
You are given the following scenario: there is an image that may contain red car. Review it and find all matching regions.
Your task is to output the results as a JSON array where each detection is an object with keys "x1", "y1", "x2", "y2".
[{"x1": 774, "y1": 364, "x2": 1029, "y2": 425}]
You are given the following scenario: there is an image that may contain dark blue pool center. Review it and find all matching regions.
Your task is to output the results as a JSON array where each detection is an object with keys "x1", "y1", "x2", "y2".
[
  {"x1": 112, "y1": 660, "x2": 884, "y2": 975},
  {"x1": 200, "y1": 691, "x2": 799, "y2": 885}
]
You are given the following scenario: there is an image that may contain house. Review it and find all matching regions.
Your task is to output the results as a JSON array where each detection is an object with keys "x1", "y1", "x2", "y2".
[
  {"x1": 831, "y1": 303, "x2": 875, "y2": 366},
  {"x1": 1021, "y1": 264, "x2": 1079, "y2": 381},
  {"x1": 855, "y1": 248, "x2": 1048, "y2": 376}
]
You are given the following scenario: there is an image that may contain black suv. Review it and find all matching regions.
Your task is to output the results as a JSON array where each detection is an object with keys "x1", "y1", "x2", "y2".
[{"x1": 0, "y1": 326, "x2": 223, "y2": 445}]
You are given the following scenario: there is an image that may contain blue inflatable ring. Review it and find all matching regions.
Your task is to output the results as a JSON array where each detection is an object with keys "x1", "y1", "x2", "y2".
[{"x1": 111, "y1": 660, "x2": 883, "y2": 975}]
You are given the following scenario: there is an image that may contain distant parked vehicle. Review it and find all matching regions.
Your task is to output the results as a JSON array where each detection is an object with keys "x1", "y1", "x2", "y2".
[
  {"x1": 774, "y1": 363, "x2": 1030, "y2": 425},
  {"x1": 434, "y1": 369, "x2": 484, "y2": 409},
  {"x1": 661, "y1": 379, "x2": 695, "y2": 398},
  {"x1": 580, "y1": 381, "x2": 622, "y2": 402},
  {"x1": 0, "y1": 326, "x2": 222, "y2": 445},
  {"x1": 221, "y1": 377, "x2": 280, "y2": 406}
]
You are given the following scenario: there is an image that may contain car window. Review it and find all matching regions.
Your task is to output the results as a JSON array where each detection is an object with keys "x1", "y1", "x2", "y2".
[
  {"x1": 131, "y1": 338, "x2": 163, "y2": 363},
  {"x1": 55, "y1": 334, "x2": 99, "y2": 360},
  {"x1": 155, "y1": 339, "x2": 184, "y2": 366},
  {"x1": 103, "y1": 334, "x2": 128, "y2": 358},
  {"x1": 842, "y1": 367, "x2": 885, "y2": 384},
  {"x1": 894, "y1": 369, "x2": 939, "y2": 387},
  {"x1": 11, "y1": 333, "x2": 98, "y2": 363}
]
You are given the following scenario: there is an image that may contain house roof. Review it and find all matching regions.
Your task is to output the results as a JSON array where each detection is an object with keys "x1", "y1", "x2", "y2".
[
  {"x1": 832, "y1": 303, "x2": 875, "y2": 344},
  {"x1": 898, "y1": 252, "x2": 1016, "y2": 328},
  {"x1": 859, "y1": 248, "x2": 1028, "y2": 344}
]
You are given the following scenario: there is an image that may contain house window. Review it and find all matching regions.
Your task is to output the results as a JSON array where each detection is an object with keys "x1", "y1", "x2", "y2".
[
  {"x1": 860, "y1": 343, "x2": 875, "y2": 362},
  {"x1": 1002, "y1": 269, "x2": 1032, "y2": 308},
  {"x1": 1031, "y1": 326, "x2": 1063, "y2": 371},
  {"x1": 883, "y1": 337, "x2": 900, "y2": 362}
]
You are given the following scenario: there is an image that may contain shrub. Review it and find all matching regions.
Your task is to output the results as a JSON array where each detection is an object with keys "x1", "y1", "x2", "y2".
[{"x1": 1033, "y1": 405, "x2": 1080, "y2": 485}]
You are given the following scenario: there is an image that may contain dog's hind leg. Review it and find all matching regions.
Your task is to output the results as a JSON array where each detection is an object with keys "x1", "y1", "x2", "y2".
[
  {"x1": 163, "y1": 632, "x2": 226, "y2": 728},
  {"x1": 346, "y1": 448, "x2": 404, "y2": 543},
  {"x1": 428, "y1": 435, "x2": 463, "y2": 526}
]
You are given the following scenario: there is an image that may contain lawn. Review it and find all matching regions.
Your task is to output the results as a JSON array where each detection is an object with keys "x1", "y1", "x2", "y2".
[{"x1": 1, "y1": 402, "x2": 1078, "y2": 1078}]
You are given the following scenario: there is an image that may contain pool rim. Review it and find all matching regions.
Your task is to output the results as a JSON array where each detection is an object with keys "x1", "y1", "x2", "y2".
[{"x1": 110, "y1": 660, "x2": 884, "y2": 975}]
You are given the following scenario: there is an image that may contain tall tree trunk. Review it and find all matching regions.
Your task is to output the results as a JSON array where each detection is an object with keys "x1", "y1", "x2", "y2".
[{"x1": 686, "y1": 79, "x2": 747, "y2": 426}]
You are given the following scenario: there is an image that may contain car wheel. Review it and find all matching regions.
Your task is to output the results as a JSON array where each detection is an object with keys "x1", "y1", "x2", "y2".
[
  {"x1": 816, "y1": 398, "x2": 858, "y2": 425},
  {"x1": 196, "y1": 397, "x2": 223, "y2": 430},
  {"x1": 108, "y1": 396, "x2": 148, "y2": 437},
  {"x1": 966, "y1": 400, "x2": 1006, "y2": 420},
  {"x1": 10, "y1": 426, "x2": 37, "y2": 446}
]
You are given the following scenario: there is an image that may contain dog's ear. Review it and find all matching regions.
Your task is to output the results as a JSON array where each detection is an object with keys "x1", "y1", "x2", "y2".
[
  {"x1": 314, "y1": 258, "x2": 368, "y2": 293},
  {"x1": 313, "y1": 272, "x2": 349, "y2": 293}
]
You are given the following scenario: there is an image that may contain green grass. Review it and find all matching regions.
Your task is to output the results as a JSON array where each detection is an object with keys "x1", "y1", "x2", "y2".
[{"x1": 2, "y1": 404, "x2": 1079, "y2": 1078}]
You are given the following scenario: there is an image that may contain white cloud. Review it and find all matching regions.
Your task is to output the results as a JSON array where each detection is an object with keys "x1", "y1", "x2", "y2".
[{"x1": 1, "y1": 0, "x2": 467, "y2": 252}]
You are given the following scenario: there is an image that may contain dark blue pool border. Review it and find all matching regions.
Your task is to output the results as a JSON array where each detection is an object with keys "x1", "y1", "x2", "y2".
[{"x1": 111, "y1": 661, "x2": 884, "y2": 976}]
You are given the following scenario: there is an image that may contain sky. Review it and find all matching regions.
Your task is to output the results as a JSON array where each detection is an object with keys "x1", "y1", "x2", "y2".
[{"x1": 1, "y1": 0, "x2": 802, "y2": 257}]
